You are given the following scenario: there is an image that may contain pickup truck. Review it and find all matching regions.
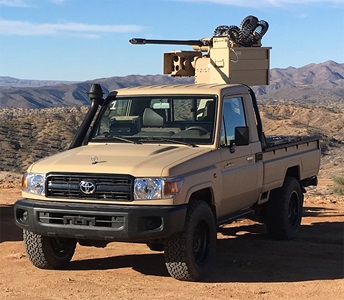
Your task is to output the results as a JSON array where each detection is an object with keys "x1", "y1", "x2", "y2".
[{"x1": 14, "y1": 83, "x2": 320, "y2": 281}]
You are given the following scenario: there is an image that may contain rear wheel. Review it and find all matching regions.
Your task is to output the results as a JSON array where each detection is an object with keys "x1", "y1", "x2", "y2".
[
  {"x1": 164, "y1": 201, "x2": 216, "y2": 281},
  {"x1": 264, "y1": 176, "x2": 303, "y2": 240},
  {"x1": 23, "y1": 230, "x2": 76, "y2": 269}
]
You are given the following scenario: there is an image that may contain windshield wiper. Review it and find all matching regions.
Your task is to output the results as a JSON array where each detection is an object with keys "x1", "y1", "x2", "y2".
[
  {"x1": 138, "y1": 137, "x2": 197, "y2": 147},
  {"x1": 93, "y1": 134, "x2": 141, "y2": 144}
]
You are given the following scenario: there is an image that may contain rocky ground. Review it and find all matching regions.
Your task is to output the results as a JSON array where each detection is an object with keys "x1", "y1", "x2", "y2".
[{"x1": 0, "y1": 176, "x2": 343, "y2": 300}]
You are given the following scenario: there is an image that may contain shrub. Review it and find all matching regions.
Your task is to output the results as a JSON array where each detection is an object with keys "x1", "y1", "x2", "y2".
[{"x1": 333, "y1": 173, "x2": 344, "y2": 195}]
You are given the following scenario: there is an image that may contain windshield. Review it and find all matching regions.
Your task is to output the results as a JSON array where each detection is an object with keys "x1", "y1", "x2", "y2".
[{"x1": 90, "y1": 96, "x2": 216, "y2": 145}]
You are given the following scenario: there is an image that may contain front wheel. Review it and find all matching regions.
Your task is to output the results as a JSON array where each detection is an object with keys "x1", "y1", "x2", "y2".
[
  {"x1": 23, "y1": 229, "x2": 76, "y2": 269},
  {"x1": 264, "y1": 176, "x2": 304, "y2": 240},
  {"x1": 164, "y1": 201, "x2": 217, "y2": 281}
]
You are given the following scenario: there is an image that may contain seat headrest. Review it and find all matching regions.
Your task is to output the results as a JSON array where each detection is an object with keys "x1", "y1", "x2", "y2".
[
  {"x1": 143, "y1": 108, "x2": 165, "y2": 127},
  {"x1": 202, "y1": 101, "x2": 215, "y2": 121}
]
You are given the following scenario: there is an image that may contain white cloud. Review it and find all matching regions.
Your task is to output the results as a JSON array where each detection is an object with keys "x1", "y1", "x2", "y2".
[
  {"x1": 0, "y1": 0, "x2": 30, "y2": 7},
  {"x1": 0, "y1": 0, "x2": 66, "y2": 6},
  {"x1": 267, "y1": 0, "x2": 344, "y2": 5},
  {"x1": 175, "y1": 0, "x2": 344, "y2": 8},
  {"x1": 0, "y1": 19, "x2": 144, "y2": 37}
]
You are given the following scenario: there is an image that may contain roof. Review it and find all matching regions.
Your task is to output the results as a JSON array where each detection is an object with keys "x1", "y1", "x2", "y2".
[{"x1": 113, "y1": 83, "x2": 249, "y2": 97}]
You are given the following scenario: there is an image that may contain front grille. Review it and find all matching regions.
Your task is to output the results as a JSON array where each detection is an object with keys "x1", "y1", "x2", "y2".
[
  {"x1": 38, "y1": 211, "x2": 124, "y2": 228},
  {"x1": 46, "y1": 173, "x2": 133, "y2": 201}
]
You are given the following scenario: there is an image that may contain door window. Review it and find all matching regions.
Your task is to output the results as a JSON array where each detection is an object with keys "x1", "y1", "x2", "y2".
[{"x1": 221, "y1": 97, "x2": 246, "y2": 145}]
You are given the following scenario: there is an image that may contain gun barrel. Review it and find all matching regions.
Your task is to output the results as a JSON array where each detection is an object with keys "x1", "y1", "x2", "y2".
[{"x1": 129, "y1": 38, "x2": 206, "y2": 47}]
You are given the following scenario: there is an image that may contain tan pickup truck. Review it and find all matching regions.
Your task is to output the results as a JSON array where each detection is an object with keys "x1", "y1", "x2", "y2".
[
  {"x1": 14, "y1": 83, "x2": 320, "y2": 281},
  {"x1": 14, "y1": 19, "x2": 321, "y2": 281}
]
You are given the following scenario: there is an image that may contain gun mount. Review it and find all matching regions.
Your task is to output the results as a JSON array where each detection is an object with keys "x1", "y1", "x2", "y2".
[{"x1": 130, "y1": 16, "x2": 271, "y2": 86}]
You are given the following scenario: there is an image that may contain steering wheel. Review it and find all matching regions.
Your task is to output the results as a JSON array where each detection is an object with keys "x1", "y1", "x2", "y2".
[{"x1": 185, "y1": 126, "x2": 208, "y2": 135}]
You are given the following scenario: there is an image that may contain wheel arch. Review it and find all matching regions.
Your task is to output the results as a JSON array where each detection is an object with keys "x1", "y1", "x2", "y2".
[
  {"x1": 186, "y1": 184, "x2": 216, "y2": 218},
  {"x1": 285, "y1": 165, "x2": 300, "y2": 182},
  {"x1": 265, "y1": 165, "x2": 301, "y2": 205}
]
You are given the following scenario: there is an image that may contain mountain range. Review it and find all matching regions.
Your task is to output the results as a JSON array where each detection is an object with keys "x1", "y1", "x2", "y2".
[{"x1": 0, "y1": 60, "x2": 343, "y2": 109}]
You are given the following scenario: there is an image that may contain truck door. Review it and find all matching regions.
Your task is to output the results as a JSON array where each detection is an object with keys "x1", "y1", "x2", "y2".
[{"x1": 218, "y1": 96, "x2": 263, "y2": 217}]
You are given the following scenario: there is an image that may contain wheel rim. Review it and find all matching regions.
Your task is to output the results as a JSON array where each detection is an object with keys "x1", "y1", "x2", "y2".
[
  {"x1": 288, "y1": 191, "x2": 300, "y2": 227},
  {"x1": 49, "y1": 237, "x2": 73, "y2": 258},
  {"x1": 193, "y1": 220, "x2": 210, "y2": 265}
]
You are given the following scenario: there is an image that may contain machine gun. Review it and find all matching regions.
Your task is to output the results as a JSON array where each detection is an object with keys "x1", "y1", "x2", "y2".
[
  {"x1": 129, "y1": 38, "x2": 210, "y2": 47},
  {"x1": 130, "y1": 16, "x2": 271, "y2": 86}
]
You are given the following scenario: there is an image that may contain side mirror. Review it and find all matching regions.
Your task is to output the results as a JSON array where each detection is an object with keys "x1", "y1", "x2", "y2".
[{"x1": 235, "y1": 126, "x2": 249, "y2": 146}]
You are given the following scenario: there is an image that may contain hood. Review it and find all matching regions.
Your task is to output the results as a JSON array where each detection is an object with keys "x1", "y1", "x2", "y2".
[{"x1": 29, "y1": 143, "x2": 210, "y2": 177}]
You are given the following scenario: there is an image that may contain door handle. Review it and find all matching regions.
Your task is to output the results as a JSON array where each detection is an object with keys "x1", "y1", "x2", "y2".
[{"x1": 224, "y1": 162, "x2": 235, "y2": 168}]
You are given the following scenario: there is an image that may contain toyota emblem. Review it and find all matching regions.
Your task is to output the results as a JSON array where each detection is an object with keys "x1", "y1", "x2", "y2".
[{"x1": 79, "y1": 181, "x2": 96, "y2": 194}]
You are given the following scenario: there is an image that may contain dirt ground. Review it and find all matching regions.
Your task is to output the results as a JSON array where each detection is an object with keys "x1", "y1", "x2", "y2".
[{"x1": 0, "y1": 176, "x2": 343, "y2": 300}]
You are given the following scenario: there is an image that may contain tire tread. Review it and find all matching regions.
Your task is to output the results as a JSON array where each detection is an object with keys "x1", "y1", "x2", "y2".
[{"x1": 164, "y1": 201, "x2": 216, "y2": 281}]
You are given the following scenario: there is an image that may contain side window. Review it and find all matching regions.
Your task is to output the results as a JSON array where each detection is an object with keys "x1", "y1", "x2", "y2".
[{"x1": 221, "y1": 97, "x2": 246, "y2": 145}]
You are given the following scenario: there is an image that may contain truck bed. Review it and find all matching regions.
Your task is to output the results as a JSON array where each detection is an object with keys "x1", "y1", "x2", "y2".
[{"x1": 262, "y1": 135, "x2": 321, "y2": 193}]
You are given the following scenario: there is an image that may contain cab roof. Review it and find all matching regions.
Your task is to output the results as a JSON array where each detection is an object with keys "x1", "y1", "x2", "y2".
[{"x1": 111, "y1": 83, "x2": 249, "y2": 98}]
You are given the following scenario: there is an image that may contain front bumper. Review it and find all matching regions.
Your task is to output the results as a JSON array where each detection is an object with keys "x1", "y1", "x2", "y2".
[{"x1": 14, "y1": 198, "x2": 187, "y2": 242}]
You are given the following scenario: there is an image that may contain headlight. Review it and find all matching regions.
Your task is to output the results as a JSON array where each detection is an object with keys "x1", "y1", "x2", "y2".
[
  {"x1": 134, "y1": 177, "x2": 183, "y2": 200},
  {"x1": 22, "y1": 173, "x2": 46, "y2": 196}
]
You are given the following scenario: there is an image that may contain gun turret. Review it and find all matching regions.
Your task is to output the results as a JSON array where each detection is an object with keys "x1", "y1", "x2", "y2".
[{"x1": 130, "y1": 15, "x2": 271, "y2": 86}]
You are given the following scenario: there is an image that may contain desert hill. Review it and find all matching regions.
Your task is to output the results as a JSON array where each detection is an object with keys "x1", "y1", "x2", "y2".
[
  {"x1": 256, "y1": 60, "x2": 344, "y2": 107},
  {"x1": 0, "y1": 75, "x2": 193, "y2": 108},
  {"x1": 0, "y1": 76, "x2": 77, "y2": 88},
  {"x1": 0, "y1": 60, "x2": 343, "y2": 109},
  {"x1": 0, "y1": 103, "x2": 343, "y2": 177}
]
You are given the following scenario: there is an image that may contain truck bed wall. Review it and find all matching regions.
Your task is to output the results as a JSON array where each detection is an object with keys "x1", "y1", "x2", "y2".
[{"x1": 261, "y1": 138, "x2": 320, "y2": 192}]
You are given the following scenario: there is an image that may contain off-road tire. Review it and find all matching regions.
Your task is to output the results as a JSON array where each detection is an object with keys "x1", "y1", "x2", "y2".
[
  {"x1": 264, "y1": 176, "x2": 303, "y2": 240},
  {"x1": 164, "y1": 201, "x2": 216, "y2": 281},
  {"x1": 23, "y1": 229, "x2": 76, "y2": 269}
]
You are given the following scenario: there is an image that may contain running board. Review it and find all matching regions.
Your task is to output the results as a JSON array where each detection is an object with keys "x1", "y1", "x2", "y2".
[{"x1": 217, "y1": 208, "x2": 254, "y2": 226}]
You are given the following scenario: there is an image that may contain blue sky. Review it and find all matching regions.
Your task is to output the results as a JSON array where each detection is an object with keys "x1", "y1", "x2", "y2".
[{"x1": 0, "y1": 0, "x2": 343, "y2": 81}]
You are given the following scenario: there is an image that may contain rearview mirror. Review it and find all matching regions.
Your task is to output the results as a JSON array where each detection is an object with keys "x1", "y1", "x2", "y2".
[{"x1": 153, "y1": 102, "x2": 170, "y2": 109}]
